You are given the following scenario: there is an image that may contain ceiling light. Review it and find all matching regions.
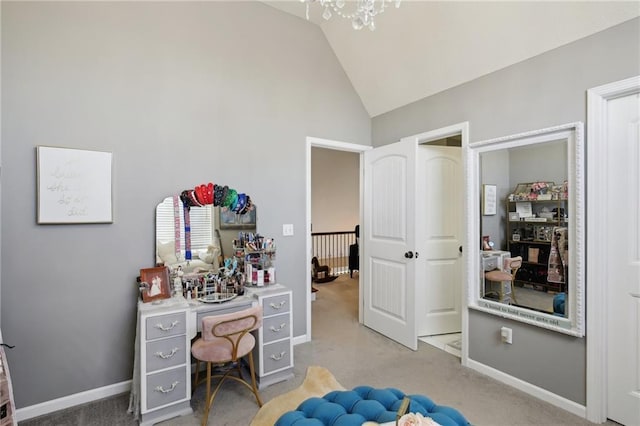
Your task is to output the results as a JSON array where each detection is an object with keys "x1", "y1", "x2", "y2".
[{"x1": 301, "y1": 0, "x2": 401, "y2": 31}]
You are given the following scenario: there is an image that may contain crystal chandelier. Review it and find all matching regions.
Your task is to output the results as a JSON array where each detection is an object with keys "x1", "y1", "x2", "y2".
[{"x1": 302, "y1": 0, "x2": 401, "y2": 31}]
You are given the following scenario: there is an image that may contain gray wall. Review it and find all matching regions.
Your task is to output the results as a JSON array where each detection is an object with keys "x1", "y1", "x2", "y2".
[
  {"x1": 1, "y1": 2, "x2": 370, "y2": 408},
  {"x1": 311, "y1": 147, "x2": 359, "y2": 234},
  {"x1": 373, "y1": 18, "x2": 640, "y2": 404}
]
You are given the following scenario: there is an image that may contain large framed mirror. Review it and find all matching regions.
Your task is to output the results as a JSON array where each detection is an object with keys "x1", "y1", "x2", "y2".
[
  {"x1": 465, "y1": 123, "x2": 584, "y2": 336},
  {"x1": 155, "y1": 197, "x2": 257, "y2": 274}
]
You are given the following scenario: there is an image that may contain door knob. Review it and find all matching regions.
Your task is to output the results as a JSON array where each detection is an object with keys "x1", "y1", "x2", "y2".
[
  {"x1": 404, "y1": 251, "x2": 414, "y2": 259},
  {"x1": 459, "y1": 246, "x2": 463, "y2": 253}
]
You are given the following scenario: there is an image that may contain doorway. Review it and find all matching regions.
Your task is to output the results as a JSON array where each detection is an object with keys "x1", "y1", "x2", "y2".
[
  {"x1": 586, "y1": 76, "x2": 640, "y2": 424},
  {"x1": 360, "y1": 122, "x2": 469, "y2": 359},
  {"x1": 305, "y1": 137, "x2": 370, "y2": 342}
]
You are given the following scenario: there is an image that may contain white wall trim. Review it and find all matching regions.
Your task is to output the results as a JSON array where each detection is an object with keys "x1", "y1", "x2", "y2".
[
  {"x1": 305, "y1": 137, "x2": 371, "y2": 342},
  {"x1": 15, "y1": 380, "x2": 131, "y2": 422},
  {"x1": 586, "y1": 75, "x2": 640, "y2": 424},
  {"x1": 467, "y1": 358, "x2": 586, "y2": 419}
]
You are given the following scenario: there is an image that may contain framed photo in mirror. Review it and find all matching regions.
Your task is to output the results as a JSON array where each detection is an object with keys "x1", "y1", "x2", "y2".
[
  {"x1": 482, "y1": 184, "x2": 497, "y2": 215},
  {"x1": 140, "y1": 266, "x2": 171, "y2": 303},
  {"x1": 219, "y1": 207, "x2": 257, "y2": 229}
]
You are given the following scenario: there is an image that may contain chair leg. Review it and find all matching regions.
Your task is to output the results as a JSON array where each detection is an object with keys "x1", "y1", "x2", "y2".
[
  {"x1": 247, "y1": 352, "x2": 263, "y2": 407},
  {"x1": 201, "y1": 362, "x2": 212, "y2": 426},
  {"x1": 510, "y1": 280, "x2": 518, "y2": 304}
]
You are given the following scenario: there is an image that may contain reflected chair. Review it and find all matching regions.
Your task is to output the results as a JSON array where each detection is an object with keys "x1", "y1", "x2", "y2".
[
  {"x1": 484, "y1": 256, "x2": 522, "y2": 305},
  {"x1": 191, "y1": 305, "x2": 263, "y2": 426}
]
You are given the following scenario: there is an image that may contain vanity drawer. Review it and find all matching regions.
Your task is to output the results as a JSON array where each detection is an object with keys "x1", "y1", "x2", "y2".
[
  {"x1": 482, "y1": 255, "x2": 499, "y2": 271},
  {"x1": 146, "y1": 367, "x2": 188, "y2": 410},
  {"x1": 262, "y1": 294, "x2": 290, "y2": 316},
  {"x1": 262, "y1": 339, "x2": 292, "y2": 374},
  {"x1": 146, "y1": 335, "x2": 186, "y2": 373},
  {"x1": 145, "y1": 312, "x2": 186, "y2": 340},
  {"x1": 262, "y1": 314, "x2": 290, "y2": 344}
]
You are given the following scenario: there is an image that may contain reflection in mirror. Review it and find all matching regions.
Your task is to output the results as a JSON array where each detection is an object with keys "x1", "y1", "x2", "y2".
[
  {"x1": 155, "y1": 197, "x2": 257, "y2": 274},
  {"x1": 467, "y1": 123, "x2": 584, "y2": 336}
]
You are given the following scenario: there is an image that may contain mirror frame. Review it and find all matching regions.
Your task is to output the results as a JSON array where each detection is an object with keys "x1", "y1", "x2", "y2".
[{"x1": 465, "y1": 122, "x2": 585, "y2": 337}]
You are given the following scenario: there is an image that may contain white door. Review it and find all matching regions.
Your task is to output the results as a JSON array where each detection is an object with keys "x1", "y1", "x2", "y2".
[
  {"x1": 607, "y1": 92, "x2": 640, "y2": 426},
  {"x1": 363, "y1": 139, "x2": 420, "y2": 350},
  {"x1": 417, "y1": 146, "x2": 462, "y2": 336}
]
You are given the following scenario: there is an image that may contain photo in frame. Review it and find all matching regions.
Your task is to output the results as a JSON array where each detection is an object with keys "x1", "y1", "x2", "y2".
[
  {"x1": 219, "y1": 206, "x2": 256, "y2": 229},
  {"x1": 482, "y1": 184, "x2": 497, "y2": 215},
  {"x1": 140, "y1": 266, "x2": 171, "y2": 303}
]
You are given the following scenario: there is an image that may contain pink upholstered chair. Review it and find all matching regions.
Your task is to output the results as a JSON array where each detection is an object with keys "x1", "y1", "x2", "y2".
[
  {"x1": 191, "y1": 305, "x2": 263, "y2": 426},
  {"x1": 484, "y1": 256, "x2": 522, "y2": 305}
]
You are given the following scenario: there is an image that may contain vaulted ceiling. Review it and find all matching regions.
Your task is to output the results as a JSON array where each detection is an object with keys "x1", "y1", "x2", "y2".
[{"x1": 264, "y1": 1, "x2": 640, "y2": 117}]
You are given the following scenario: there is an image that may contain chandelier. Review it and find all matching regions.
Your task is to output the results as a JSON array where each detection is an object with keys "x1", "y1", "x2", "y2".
[{"x1": 302, "y1": 0, "x2": 401, "y2": 31}]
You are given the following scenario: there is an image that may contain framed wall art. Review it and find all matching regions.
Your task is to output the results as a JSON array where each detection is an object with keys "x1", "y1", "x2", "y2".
[{"x1": 36, "y1": 146, "x2": 113, "y2": 224}]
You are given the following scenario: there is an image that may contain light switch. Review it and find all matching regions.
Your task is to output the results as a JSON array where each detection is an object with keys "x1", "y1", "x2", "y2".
[{"x1": 282, "y1": 224, "x2": 294, "y2": 236}]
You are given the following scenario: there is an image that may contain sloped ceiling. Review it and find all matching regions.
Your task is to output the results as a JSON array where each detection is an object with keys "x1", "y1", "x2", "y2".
[{"x1": 264, "y1": 1, "x2": 640, "y2": 117}]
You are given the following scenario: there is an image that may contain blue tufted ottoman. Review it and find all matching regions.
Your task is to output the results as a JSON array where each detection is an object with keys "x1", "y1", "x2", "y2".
[{"x1": 274, "y1": 386, "x2": 469, "y2": 426}]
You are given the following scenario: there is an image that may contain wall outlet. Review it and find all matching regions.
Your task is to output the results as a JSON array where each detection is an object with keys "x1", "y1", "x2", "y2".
[
  {"x1": 501, "y1": 326, "x2": 513, "y2": 344},
  {"x1": 282, "y1": 224, "x2": 294, "y2": 236}
]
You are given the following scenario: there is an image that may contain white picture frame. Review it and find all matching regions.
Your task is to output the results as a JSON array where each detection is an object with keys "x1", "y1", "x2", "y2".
[
  {"x1": 36, "y1": 146, "x2": 113, "y2": 224},
  {"x1": 482, "y1": 184, "x2": 497, "y2": 215}
]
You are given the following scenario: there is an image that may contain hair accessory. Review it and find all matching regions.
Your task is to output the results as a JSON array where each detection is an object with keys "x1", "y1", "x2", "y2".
[
  {"x1": 180, "y1": 189, "x2": 202, "y2": 208},
  {"x1": 213, "y1": 185, "x2": 224, "y2": 206},
  {"x1": 206, "y1": 183, "x2": 214, "y2": 204},
  {"x1": 223, "y1": 189, "x2": 238, "y2": 208},
  {"x1": 194, "y1": 184, "x2": 207, "y2": 205},
  {"x1": 234, "y1": 193, "x2": 247, "y2": 213}
]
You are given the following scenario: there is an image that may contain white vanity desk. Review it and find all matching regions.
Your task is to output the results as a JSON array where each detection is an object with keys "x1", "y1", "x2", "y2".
[{"x1": 131, "y1": 284, "x2": 293, "y2": 426}]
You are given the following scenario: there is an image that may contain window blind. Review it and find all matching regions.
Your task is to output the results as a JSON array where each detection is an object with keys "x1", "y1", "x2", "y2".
[{"x1": 156, "y1": 202, "x2": 213, "y2": 253}]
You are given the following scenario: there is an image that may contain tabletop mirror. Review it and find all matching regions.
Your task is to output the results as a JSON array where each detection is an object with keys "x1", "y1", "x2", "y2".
[
  {"x1": 465, "y1": 123, "x2": 584, "y2": 336},
  {"x1": 155, "y1": 196, "x2": 257, "y2": 274}
]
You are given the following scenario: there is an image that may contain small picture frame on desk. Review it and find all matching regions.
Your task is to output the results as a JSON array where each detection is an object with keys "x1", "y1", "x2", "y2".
[
  {"x1": 509, "y1": 212, "x2": 520, "y2": 221},
  {"x1": 140, "y1": 266, "x2": 171, "y2": 303}
]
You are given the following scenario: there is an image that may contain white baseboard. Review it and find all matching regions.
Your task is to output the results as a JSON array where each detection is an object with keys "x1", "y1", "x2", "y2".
[
  {"x1": 292, "y1": 334, "x2": 309, "y2": 346},
  {"x1": 467, "y1": 358, "x2": 586, "y2": 418},
  {"x1": 15, "y1": 380, "x2": 132, "y2": 422}
]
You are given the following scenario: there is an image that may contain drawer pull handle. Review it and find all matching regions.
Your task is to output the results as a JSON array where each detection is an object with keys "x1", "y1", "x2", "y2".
[
  {"x1": 270, "y1": 351, "x2": 286, "y2": 361},
  {"x1": 269, "y1": 323, "x2": 286, "y2": 333},
  {"x1": 155, "y1": 381, "x2": 179, "y2": 394},
  {"x1": 155, "y1": 347, "x2": 179, "y2": 359},
  {"x1": 269, "y1": 301, "x2": 286, "y2": 310},
  {"x1": 155, "y1": 320, "x2": 179, "y2": 332}
]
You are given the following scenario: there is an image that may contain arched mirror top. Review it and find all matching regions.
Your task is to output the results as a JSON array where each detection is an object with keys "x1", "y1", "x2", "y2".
[
  {"x1": 154, "y1": 184, "x2": 257, "y2": 274},
  {"x1": 465, "y1": 122, "x2": 584, "y2": 337}
]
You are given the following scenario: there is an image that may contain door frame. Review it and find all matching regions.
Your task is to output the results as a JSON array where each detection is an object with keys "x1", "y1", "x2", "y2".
[
  {"x1": 586, "y1": 75, "x2": 640, "y2": 423},
  {"x1": 304, "y1": 137, "x2": 371, "y2": 342}
]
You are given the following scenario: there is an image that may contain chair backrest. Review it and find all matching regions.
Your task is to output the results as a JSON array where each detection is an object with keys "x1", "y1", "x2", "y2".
[
  {"x1": 201, "y1": 305, "x2": 263, "y2": 358},
  {"x1": 504, "y1": 256, "x2": 523, "y2": 278}
]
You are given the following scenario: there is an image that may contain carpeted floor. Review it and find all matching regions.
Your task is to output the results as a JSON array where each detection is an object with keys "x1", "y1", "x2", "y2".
[{"x1": 21, "y1": 273, "x2": 611, "y2": 425}]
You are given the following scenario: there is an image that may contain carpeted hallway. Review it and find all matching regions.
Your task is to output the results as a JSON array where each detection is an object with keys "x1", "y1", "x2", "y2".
[{"x1": 21, "y1": 274, "x2": 611, "y2": 425}]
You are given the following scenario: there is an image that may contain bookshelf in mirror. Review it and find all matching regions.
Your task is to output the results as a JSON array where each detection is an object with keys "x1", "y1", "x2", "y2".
[{"x1": 506, "y1": 183, "x2": 568, "y2": 293}]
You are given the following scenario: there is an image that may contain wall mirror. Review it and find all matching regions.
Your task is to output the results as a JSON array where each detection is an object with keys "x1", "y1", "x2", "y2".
[
  {"x1": 155, "y1": 197, "x2": 257, "y2": 273},
  {"x1": 466, "y1": 123, "x2": 584, "y2": 336}
]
